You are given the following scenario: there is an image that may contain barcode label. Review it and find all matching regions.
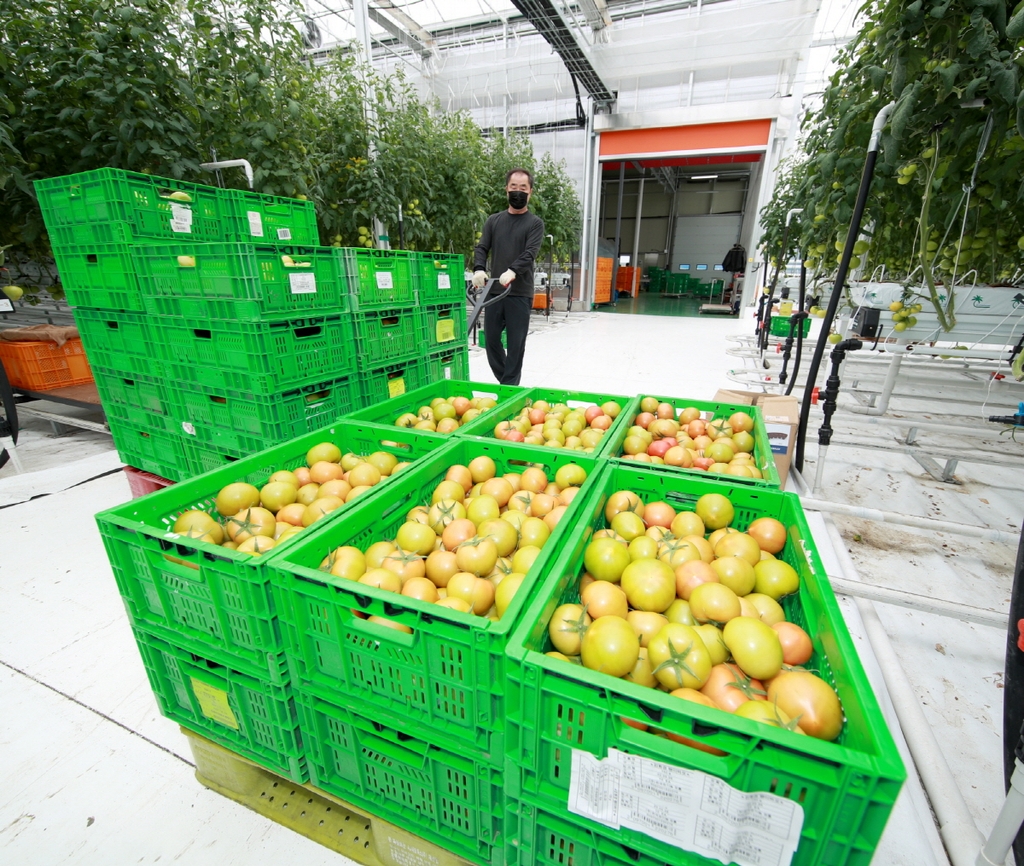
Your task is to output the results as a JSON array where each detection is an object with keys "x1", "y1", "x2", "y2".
[
  {"x1": 247, "y1": 210, "x2": 264, "y2": 237},
  {"x1": 376, "y1": 271, "x2": 394, "y2": 289},
  {"x1": 290, "y1": 273, "x2": 317, "y2": 294}
]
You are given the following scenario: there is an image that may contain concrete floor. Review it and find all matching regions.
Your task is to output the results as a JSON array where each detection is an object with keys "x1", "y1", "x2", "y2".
[{"x1": 1, "y1": 306, "x2": 1021, "y2": 865}]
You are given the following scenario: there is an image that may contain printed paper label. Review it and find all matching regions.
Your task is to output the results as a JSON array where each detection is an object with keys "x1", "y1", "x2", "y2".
[
  {"x1": 375, "y1": 270, "x2": 394, "y2": 290},
  {"x1": 247, "y1": 210, "x2": 264, "y2": 237},
  {"x1": 190, "y1": 678, "x2": 238, "y2": 729},
  {"x1": 388, "y1": 377, "x2": 406, "y2": 398},
  {"x1": 765, "y1": 422, "x2": 793, "y2": 455},
  {"x1": 436, "y1": 319, "x2": 456, "y2": 343},
  {"x1": 181, "y1": 422, "x2": 196, "y2": 436},
  {"x1": 569, "y1": 749, "x2": 804, "y2": 866},
  {"x1": 289, "y1": 272, "x2": 317, "y2": 295},
  {"x1": 170, "y1": 203, "x2": 193, "y2": 233},
  {"x1": 438, "y1": 273, "x2": 451, "y2": 289},
  {"x1": 277, "y1": 227, "x2": 292, "y2": 241},
  {"x1": 444, "y1": 366, "x2": 452, "y2": 379},
  {"x1": 0, "y1": 298, "x2": 14, "y2": 314}
]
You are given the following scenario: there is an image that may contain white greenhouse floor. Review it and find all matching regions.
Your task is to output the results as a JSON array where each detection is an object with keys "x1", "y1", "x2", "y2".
[{"x1": 1, "y1": 306, "x2": 1021, "y2": 865}]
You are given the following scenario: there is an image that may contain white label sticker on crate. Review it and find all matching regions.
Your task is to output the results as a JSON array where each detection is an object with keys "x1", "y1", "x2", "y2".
[
  {"x1": 289, "y1": 273, "x2": 317, "y2": 294},
  {"x1": 568, "y1": 749, "x2": 804, "y2": 866},
  {"x1": 181, "y1": 422, "x2": 196, "y2": 436},
  {"x1": 277, "y1": 227, "x2": 292, "y2": 241},
  {"x1": 246, "y1": 210, "x2": 264, "y2": 238},
  {"x1": 438, "y1": 273, "x2": 451, "y2": 289},
  {"x1": 169, "y1": 203, "x2": 193, "y2": 233},
  {"x1": 375, "y1": 270, "x2": 394, "y2": 290},
  {"x1": 444, "y1": 366, "x2": 452, "y2": 379}
]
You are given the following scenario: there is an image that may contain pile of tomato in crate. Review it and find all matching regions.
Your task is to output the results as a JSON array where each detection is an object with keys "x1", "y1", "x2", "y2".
[{"x1": 94, "y1": 383, "x2": 905, "y2": 866}]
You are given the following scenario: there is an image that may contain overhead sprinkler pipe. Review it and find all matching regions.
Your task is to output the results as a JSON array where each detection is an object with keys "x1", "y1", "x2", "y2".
[
  {"x1": 796, "y1": 101, "x2": 896, "y2": 472},
  {"x1": 199, "y1": 158, "x2": 255, "y2": 189}
]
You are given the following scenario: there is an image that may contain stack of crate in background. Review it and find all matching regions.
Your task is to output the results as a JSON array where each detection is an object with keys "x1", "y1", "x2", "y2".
[
  {"x1": 34, "y1": 168, "x2": 470, "y2": 483},
  {"x1": 346, "y1": 247, "x2": 468, "y2": 406}
]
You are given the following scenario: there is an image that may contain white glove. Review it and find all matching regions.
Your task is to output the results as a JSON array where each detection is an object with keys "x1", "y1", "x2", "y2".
[
  {"x1": 499, "y1": 269, "x2": 516, "y2": 287},
  {"x1": 472, "y1": 270, "x2": 488, "y2": 288}
]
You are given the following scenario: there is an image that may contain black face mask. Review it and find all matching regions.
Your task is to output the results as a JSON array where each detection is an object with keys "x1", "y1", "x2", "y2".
[{"x1": 508, "y1": 190, "x2": 529, "y2": 209}]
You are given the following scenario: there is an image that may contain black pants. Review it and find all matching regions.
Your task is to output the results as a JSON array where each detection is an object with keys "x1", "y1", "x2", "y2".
[{"x1": 484, "y1": 294, "x2": 531, "y2": 386}]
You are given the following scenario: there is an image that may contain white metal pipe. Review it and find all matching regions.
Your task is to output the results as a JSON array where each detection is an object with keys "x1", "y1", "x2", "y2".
[
  {"x1": 799, "y1": 498, "x2": 1018, "y2": 545},
  {"x1": 819, "y1": 513, "x2": 986, "y2": 866},
  {"x1": 199, "y1": 159, "x2": 254, "y2": 189},
  {"x1": 844, "y1": 347, "x2": 905, "y2": 414},
  {"x1": 812, "y1": 442, "x2": 828, "y2": 493},
  {"x1": 976, "y1": 758, "x2": 1024, "y2": 865},
  {"x1": 0, "y1": 435, "x2": 25, "y2": 474},
  {"x1": 812, "y1": 409, "x2": 1017, "y2": 439},
  {"x1": 631, "y1": 177, "x2": 644, "y2": 296},
  {"x1": 579, "y1": 97, "x2": 594, "y2": 309}
]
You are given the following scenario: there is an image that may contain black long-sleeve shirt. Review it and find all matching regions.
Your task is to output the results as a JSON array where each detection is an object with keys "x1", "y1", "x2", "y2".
[{"x1": 473, "y1": 209, "x2": 545, "y2": 298}]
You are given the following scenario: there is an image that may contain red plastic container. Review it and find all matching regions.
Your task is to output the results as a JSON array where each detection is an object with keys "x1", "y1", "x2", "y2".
[{"x1": 123, "y1": 465, "x2": 175, "y2": 499}]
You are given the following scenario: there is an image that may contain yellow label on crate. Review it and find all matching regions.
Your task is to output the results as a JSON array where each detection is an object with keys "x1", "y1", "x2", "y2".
[
  {"x1": 388, "y1": 377, "x2": 406, "y2": 398},
  {"x1": 435, "y1": 319, "x2": 455, "y2": 343},
  {"x1": 190, "y1": 677, "x2": 238, "y2": 729}
]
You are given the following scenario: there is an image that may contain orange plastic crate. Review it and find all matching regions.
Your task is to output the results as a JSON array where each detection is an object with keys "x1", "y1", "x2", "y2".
[{"x1": 0, "y1": 338, "x2": 93, "y2": 390}]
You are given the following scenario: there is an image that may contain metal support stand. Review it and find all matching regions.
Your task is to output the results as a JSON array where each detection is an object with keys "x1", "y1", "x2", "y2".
[{"x1": 813, "y1": 338, "x2": 863, "y2": 493}]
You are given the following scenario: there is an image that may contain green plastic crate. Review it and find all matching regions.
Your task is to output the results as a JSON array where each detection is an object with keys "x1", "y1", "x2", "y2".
[
  {"x1": 343, "y1": 379, "x2": 526, "y2": 438},
  {"x1": 53, "y1": 243, "x2": 145, "y2": 311},
  {"x1": 166, "y1": 375, "x2": 358, "y2": 452},
  {"x1": 604, "y1": 394, "x2": 780, "y2": 488},
  {"x1": 93, "y1": 367, "x2": 174, "y2": 432},
  {"x1": 155, "y1": 314, "x2": 357, "y2": 394},
  {"x1": 270, "y1": 439, "x2": 601, "y2": 766},
  {"x1": 424, "y1": 347, "x2": 470, "y2": 382},
  {"x1": 132, "y1": 627, "x2": 305, "y2": 782},
  {"x1": 297, "y1": 691, "x2": 504, "y2": 865},
  {"x1": 457, "y1": 387, "x2": 632, "y2": 459},
  {"x1": 223, "y1": 188, "x2": 319, "y2": 245},
  {"x1": 419, "y1": 302, "x2": 468, "y2": 354},
  {"x1": 358, "y1": 356, "x2": 429, "y2": 406},
  {"x1": 504, "y1": 463, "x2": 906, "y2": 866},
  {"x1": 96, "y1": 420, "x2": 446, "y2": 678},
  {"x1": 413, "y1": 252, "x2": 466, "y2": 304},
  {"x1": 770, "y1": 314, "x2": 813, "y2": 338},
  {"x1": 353, "y1": 306, "x2": 420, "y2": 367},
  {"x1": 133, "y1": 242, "x2": 346, "y2": 322},
  {"x1": 340, "y1": 248, "x2": 416, "y2": 309},
  {"x1": 73, "y1": 308, "x2": 165, "y2": 378},
  {"x1": 107, "y1": 418, "x2": 193, "y2": 481},
  {"x1": 35, "y1": 168, "x2": 318, "y2": 245}
]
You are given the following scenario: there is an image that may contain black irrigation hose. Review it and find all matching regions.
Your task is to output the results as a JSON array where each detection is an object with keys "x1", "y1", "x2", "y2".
[{"x1": 0, "y1": 360, "x2": 18, "y2": 470}]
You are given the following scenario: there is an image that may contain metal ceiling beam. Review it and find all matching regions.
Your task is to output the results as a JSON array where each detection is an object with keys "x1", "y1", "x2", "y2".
[
  {"x1": 366, "y1": 4, "x2": 433, "y2": 59},
  {"x1": 509, "y1": 0, "x2": 616, "y2": 107},
  {"x1": 578, "y1": 0, "x2": 612, "y2": 31}
]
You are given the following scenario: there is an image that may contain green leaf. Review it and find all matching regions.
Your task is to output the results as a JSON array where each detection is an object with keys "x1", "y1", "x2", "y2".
[{"x1": 1008, "y1": 7, "x2": 1024, "y2": 40}]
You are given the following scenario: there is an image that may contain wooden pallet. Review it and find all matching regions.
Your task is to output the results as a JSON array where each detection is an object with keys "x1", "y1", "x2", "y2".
[{"x1": 181, "y1": 727, "x2": 477, "y2": 866}]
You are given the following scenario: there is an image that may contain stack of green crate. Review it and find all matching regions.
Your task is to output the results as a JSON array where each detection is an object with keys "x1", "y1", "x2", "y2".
[
  {"x1": 36, "y1": 168, "x2": 358, "y2": 481},
  {"x1": 646, "y1": 266, "x2": 665, "y2": 293},
  {"x1": 342, "y1": 249, "x2": 468, "y2": 405}
]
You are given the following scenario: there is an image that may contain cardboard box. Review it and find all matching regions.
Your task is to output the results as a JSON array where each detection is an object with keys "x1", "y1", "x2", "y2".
[{"x1": 714, "y1": 389, "x2": 800, "y2": 487}]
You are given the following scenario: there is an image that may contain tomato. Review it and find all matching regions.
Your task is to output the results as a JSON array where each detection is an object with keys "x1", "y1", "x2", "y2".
[
  {"x1": 446, "y1": 465, "x2": 474, "y2": 493},
  {"x1": 709, "y1": 556, "x2": 756, "y2": 596},
  {"x1": 259, "y1": 480, "x2": 298, "y2": 513},
  {"x1": 436, "y1": 596, "x2": 472, "y2": 613},
  {"x1": 447, "y1": 572, "x2": 495, "y2": 614},
  {"x1": 360, "y1": 568, "x2": 403, "y2": 593},
  {"x1": 713, "y1": 532, "x2": 762, "y2": 566},
  {"x1": 468, "y1": 456, "x2": 497, "y2": 483},
  {"x1": 455, "y1": 537, "x2": 499, "y2": 576},
  {"x1": 722, "y1": 617, "x2": 783, "y2": 680},
  {"x1": 675, "y1": 559, "x2": 719, "y2": 600},
  {"x1": 733, "y1": 700, "x2": 803, "y2": 732},
  {"x1": 628, "y1": 535, "x2": 659, "y2": 561},
  {"x1": 767, "y1": 670, "x2": 843, "y2": 740},
  {"x1": 495, "y1": 572, "x2": 526, "y2": 617},
  {"x1": 306, "y1": 442, "x2": 342, "y2": 465},
  {"x1": 367, "y1": 615, "x2": 413, "y2": 634},
  {"x1": 581, "y1": 615, "x2": 640, "y2": 678},
  {"x1": 549, "y1": 603, "x2": 592, "y2": 655},
  {"x1": 310, "y1": 461, "x2": 345, "y2": 484},
  {"x1": 173, "y1": 510, "x2": 224, "y2": 545},
  {"x1": 215, "y1": 482, "x2": 260, "y2": 517},
  {"x1": 624, "y1": 646, "x2": 658, "y2": 688},
  {"x1": 519, "y1": 517, "x2": 551, "y2": 548},
  {"x1": 627, "y1": 611, "x2": 669, "y2": 647},
  {"x1": 402, "y1": 576, "x2": 440, "y2": 603},
  {"x1": 480, "y1": 477, "x2": 514, "y2": 506},
  {"x1": 301, "y1": 497, "x2": 345, "y2": 527},
  {"x1": 694, "y1": 623, "x2": 729, "y2": 665},
  {"x1": 318, "y1": 479, "x2": 352, "y2": 501},
  {"x1": 321, "y1": 545, "x2": 366, "y2": 580},
  {"x1": 432, "y1": 479, "x2": 467, "y2": 503},
  {"x1": 366, "y1": 451, "x2": 398, "y2": 476},
  {"x1": 695, "y1": 493, "x2": 734, "y2": 530},
  {"x1": 605, "y1": 490, "x2": 645, "y2": 523},
  {"x1": 477, "y1": 518, "x2": 519, "y2": 557},
  {"x1": 580, "y1": 580, "x2": 629, "y2": 619},
  {"x1": 747, "y1": 517, "x2": 787, "y2": 553},
  {"x1": 746, "y1": 592, "x2": 785, "y2": 625},
  {"x1": 365, "y1": 540, "x2": 397, "y2": 568},
  {"x1": 441, "y1": 517, "x2": 478, "y2": 550},
  {"x1": 621, "y1": 715, "x2": 648, "y2": 731},
  {"x1": 555, "y1": 464, "x2": 587, "y2": 489},
  {"x1": 610, "y1": 511, "x2": 646, "y2": 541},
  {"x1": 501, "y1": 510, "x2": 528, "y2": 532},
  {"x1": 226, "y1": 506, "x2": 277, "y2": 542},
  {"x1": 664, "y1": 598, "x2": 696, "y2": 626},
  {"x1": 396, "y1": 521, "x2": 437, "y2": 556},
  {"x1": 688, "y1": 583, "x2": 741, "y2": 624},
  {"x1": 647, "y1": 623, "x2": 711, "y2": 690},
  {"x1": 236, "y1": 535, "x2": 277, "y2": 556},
  {"x1": 584, "y1": 537, "x2": 630, "y2": 583},
  {"x1": 700, "y1": 663, "x2": 766, "y2": 712},
  {"x1": 296, "y1": 483, "x2": 321, "y2": 506},
  {"x1": 511, "y1": 545, "x2": 542, "y2": 574},
  {"x1": 276, "y1": 502, "x2": 307, "y2": 527},
  {"x1": 466, "y1": 495, "x2": 501, "y2": 526},
  {"x1": 519, "y1": 467, "x2": 548, "y2": 493},
  {"x1": 621, "y1": 558, "x2": 676, "y2": 612},
  {"x1": 752, "y1": 559, "x2": 799, "y2": 600},
  {"x1": 681, "y1": 535, "x2": 714, "y2": 563},
  {"x1": 381, "y1": 549, "x2": 425, "y2": 582},
  {"x1": 772, "y1": 622, "x2": 814, "y2": 665}
]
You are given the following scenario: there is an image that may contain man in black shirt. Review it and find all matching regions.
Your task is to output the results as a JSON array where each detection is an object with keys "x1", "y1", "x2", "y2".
[{"x1": 472, "y1": 168, "x2": 545, "y2": 386}]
